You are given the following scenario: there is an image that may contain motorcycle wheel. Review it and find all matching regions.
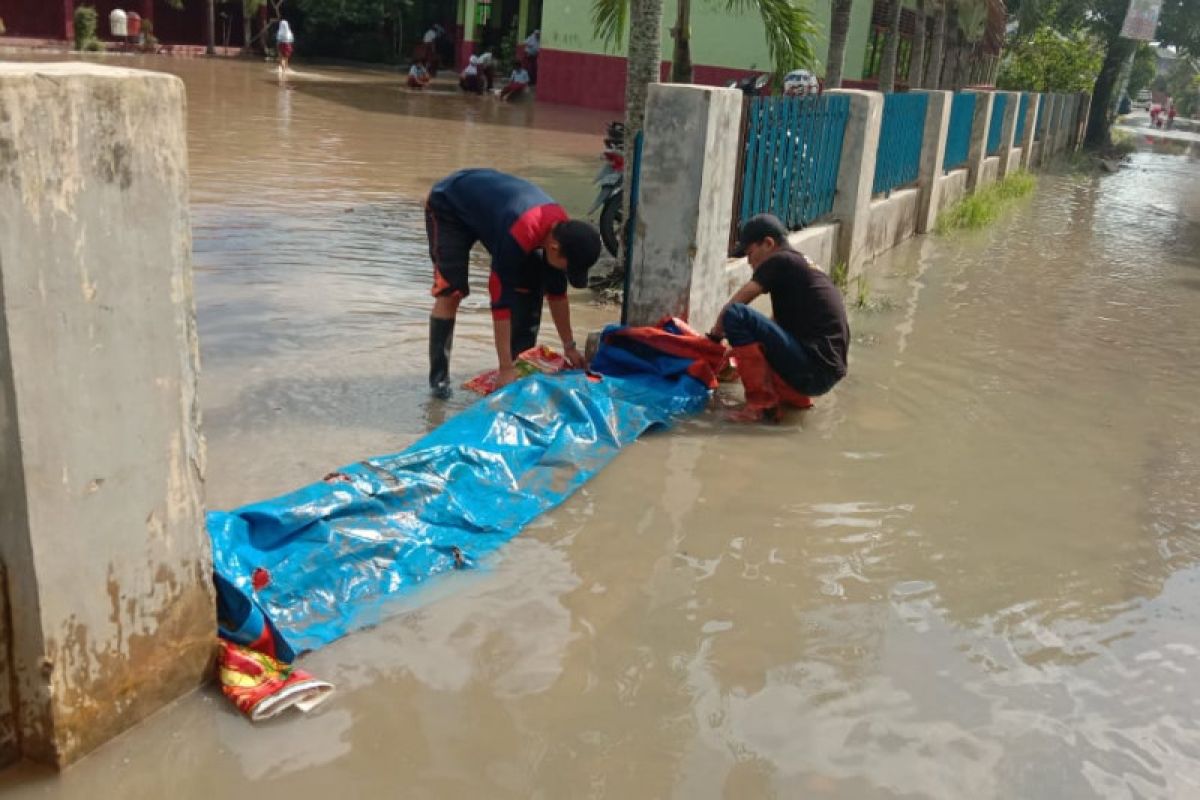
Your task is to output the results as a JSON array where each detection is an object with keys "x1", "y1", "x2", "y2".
[{"x1": 600, "y1": 191, "x2": 622, "y2": 257}]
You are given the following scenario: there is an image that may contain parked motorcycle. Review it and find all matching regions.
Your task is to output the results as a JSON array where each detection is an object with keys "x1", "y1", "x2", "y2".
[
  {"x1": 728, "y1": 73, "x2": 771, "y2": 96},
  {"x1": 589, "y1": 120, "x2": 625, "y2": 258}
]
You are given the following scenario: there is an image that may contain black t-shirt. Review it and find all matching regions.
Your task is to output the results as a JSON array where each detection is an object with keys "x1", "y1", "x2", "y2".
[{"x1": 751, "y1": 249, "x2": 850, "y2": 377}]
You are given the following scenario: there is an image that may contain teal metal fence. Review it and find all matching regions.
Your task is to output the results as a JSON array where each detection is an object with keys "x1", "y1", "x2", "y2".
[
  {"x1": 737, "y1": 94, "x2": 851, "y2": 231},
  {"x1": 987, "y1": 93, "x2": 1008, "y2": 155},
  {"x1": 1035, "y1": 94, "x2": 1047, "y2": 141},
  {"x1": 1014, "y1": 93, "x2": 1030, "y2": 143},
  {"x1": 873, "y1": 92, "x2": 929, "y2": 195},
  {"x1": 943, "y1": 92, "x2": 975, "y2": 171}
]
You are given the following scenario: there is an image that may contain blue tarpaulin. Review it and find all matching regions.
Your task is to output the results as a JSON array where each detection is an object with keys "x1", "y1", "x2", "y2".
[{"x1": 210, "y1": 322, "x2": 722, "y2": 656}]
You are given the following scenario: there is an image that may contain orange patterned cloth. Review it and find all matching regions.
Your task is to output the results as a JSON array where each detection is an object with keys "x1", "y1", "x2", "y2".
[
  {"x1": 217, "y1": 639, "x2": 334, "y2": 722},
  {"x1": 463, "y1": 345, "x2": 569, "y2": 394}
]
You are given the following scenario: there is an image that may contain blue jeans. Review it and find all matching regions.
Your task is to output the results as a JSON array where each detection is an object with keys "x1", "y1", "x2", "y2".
[{"x1": 722, "y1": 304, "x2": 838, "y2": 396}]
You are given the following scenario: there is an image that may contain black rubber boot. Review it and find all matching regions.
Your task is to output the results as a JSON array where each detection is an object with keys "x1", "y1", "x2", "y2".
[{"x1": 429, "y1": 316, "x2": 455, "y2": 399}]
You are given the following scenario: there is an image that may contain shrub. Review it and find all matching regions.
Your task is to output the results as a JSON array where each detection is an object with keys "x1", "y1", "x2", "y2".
[
  {"x1": 936, "y1": 171, "x2": 1037, "y2": 233},
  {"x1": 74, "y1": 6, "x2": 100, "y2": 51}
]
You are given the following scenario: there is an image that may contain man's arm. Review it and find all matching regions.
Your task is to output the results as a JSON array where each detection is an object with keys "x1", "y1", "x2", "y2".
[
  {"x1": 547, "y1": 295, "x2": 585, "y2": 367},
  {"x1": 709, "y1": 280, "x2": 765, "y2": 340},
  {"x1": 492, "y1": 316, "x2": 519, "y2": 387}
]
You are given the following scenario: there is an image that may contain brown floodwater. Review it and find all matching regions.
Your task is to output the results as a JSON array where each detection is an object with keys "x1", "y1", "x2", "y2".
[{"x1": 3, "y1": 54, "x2": 1200, "y2": 799}]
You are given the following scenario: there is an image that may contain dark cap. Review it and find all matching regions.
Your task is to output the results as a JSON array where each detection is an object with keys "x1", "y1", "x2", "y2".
[
  {"x1": 555, "y1": 220, "x2": 603, "y2": 288},
  {"x1": 732, "y1": 213, "x2": 789, "y2": 258}
]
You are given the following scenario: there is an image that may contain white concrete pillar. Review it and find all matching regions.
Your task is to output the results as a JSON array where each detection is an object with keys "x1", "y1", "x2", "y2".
[
  {"x1": 965, "y1": 90, "x2": 995, "y2": 192},
  {"x1": 626, "y1": 83, "x2": 743, "y2": 332},
  {"x1": 996, "y1": 91, "x2": 1021, "y2": 178},
  {"x1": 0, "y1": 63, "x2": 212, "y2": 768},
  {"x1": 1019, "y1": 92, "x2": 1041, "y2": 170},
  {"x1": 826, "y1": 89, "x2": 883, "y2": 278},
  {"x1": 913, "y1": 90, "x2": 952, "y2": 234}
]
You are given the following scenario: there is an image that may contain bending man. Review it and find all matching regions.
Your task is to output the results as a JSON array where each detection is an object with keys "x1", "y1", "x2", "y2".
[
  {"x1": 426, "y1": 169, "x2": 602, "y2": 397},
  {"x1": 709, "y1": 214, "x2": 850, "y2": 421}
]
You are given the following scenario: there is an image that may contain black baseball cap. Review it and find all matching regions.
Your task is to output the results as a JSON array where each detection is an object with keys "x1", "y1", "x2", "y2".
[
  {"x1": 732, "y1": 213, "x2": 789, "y2": 258},
  {"x1": 555, "y1": 220, "x2": 603, "y2": 288}
]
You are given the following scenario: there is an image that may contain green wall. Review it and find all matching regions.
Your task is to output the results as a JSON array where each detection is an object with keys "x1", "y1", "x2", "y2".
[{"x1": 541, "y1": 0, "x2": 873, "y2": 80}]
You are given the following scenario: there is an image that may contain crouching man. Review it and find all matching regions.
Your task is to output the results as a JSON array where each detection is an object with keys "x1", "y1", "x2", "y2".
[{"x1": 708, "y1": 214, "x2": 850, "y2": 422}]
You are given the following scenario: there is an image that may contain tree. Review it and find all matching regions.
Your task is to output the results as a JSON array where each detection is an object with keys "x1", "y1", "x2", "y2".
[
  {"x1": 1126, "y1": 42, "x2": 1157, "y2": 96},
  {"x1": 878, "y1": 0, "x2": 905, "y2": 91},
  {"x1": 825, "y1": 0, "x2": 854, "y2": 88},
  {"x1": 996, "y1": 26, "x2": 1103, "y2": 92},
  {"x1": 908, "y1": 0, "x2": 927, "y2": 88},
  {"x1": 925, "y1": 0, "x2": 946, "y2": 87}
]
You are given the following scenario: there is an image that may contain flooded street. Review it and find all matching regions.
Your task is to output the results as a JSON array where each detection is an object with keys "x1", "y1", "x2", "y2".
[{"x1": 4, "y1": 55, "x2": 1200, "y2": 798}]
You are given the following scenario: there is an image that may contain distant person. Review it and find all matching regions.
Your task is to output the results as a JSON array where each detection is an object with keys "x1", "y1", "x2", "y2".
[
  {"x1": 407, "y1": 60, "x2": 431, "y2": 89},
  {"x1": 1168, "y1": 102, "x2": 1178, "y2": 129},
  {"x1": 707, "y1": 214, "x2": 849, "y2": 422},
  {"x1": 416, "y1": 24, "x2": 443, "y2": 76},
  {"x1": 460, "y1": 55, "x2": 485, "y2": 94},
  {"x1": 424, "y1": 169, "x2": 602, "y2": 396},
  {"x1": 276, "y1": 20, "x2": 294, "y2": 73},
  {"x1": 476, "y1": 51, "x2": 497, "y2": 90},
  {"x1": 499, "y1": 64, "x2": 530, "y2": 101},
  {"x1": 1118, "y1": 93, "x2": 1132, "y2": 116},
  {"x1": 523, "y1": 29, "x2": 540, "y2": 84}
]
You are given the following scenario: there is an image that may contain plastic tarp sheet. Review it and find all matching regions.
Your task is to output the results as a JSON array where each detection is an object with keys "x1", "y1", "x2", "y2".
[{"x1": 210, "y1": 320, "x2": 726, "y2": 656}]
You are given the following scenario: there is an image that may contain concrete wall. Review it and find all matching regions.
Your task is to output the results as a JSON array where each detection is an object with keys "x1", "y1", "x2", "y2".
[
  {"x1": 629, "y1": 85, "x2": 1084, "y2": 342},
  {"x1": 720, "y1": 224, "x2": 841, "y2": 297},
  {"x1": 866, "y1": 188, "x2": 920, "y2": 260},
  {"x1": 936, "y1": 168, "x2": 970, "y2": 212},
  {"x1": 0, "y1": 62, "x2": 213, "y2": 768},
  {"x1": 979, "y1": 156, "x2": 1000, "y2": 187}
]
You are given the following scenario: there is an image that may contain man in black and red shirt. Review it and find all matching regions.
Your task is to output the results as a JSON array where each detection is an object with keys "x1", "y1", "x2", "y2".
[
  {"x1": 708, "y1": 214, "x2": 850, "y2": 421},
  {"x1": 425, "y1": 169, "x2": 602, "y2": 397}
]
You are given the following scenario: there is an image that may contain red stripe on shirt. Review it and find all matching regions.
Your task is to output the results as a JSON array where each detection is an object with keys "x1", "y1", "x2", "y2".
[{"x1": 508, "y1": 203, "x2": 568, "y2": 253}]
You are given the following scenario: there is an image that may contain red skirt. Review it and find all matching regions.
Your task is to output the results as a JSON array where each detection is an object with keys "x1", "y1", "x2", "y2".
[{"x1": 278, "y1": 42, "x2": 294, "y2": 59}]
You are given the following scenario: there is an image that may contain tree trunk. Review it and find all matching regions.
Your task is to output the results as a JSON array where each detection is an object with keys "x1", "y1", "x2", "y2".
[
  {"x1": 925, "y1": 6, "x2": 944, "y2": 89},
  {"x1": 826, "y1": 0, "x2": 854, "y2": 88},
  {"x1": 1086, "y1": 36, "x2": 1133, "y2": 149},
  {"x1": 670, "y1": 0, "x2": 693, "y2": 83},
  {"x1": 242, "y1": 13, "x2": 253, "y2": 54},
  {"x1": 620, "y1": 0, "x2": 664, "y2": 259},
  {"x1": 206, "y1": 0, "x2": 216, "y2": 54},
  {"x1": 941, "y1": 21, "x2": 959, "y2": 89},
  {"x1": 908, "y1": 0, "x2": 926, "y2": 89},
  {"x1": 877, "y1": 0, "x2": 905, "y2": 92}
]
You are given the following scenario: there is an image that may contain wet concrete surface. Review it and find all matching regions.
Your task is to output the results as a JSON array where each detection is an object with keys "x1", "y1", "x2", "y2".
[{"x1": 2, "y1": 55, "x2": 1200, "y2": 798}]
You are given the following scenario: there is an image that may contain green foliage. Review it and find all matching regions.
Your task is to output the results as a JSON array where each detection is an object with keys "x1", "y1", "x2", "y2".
[
  {"x1": 830, "y1": 260, "x2": 849, "y2": 292},
  {"x1": 297, "y1": 0, "x2": 404, "y2": 28},
  {"x1": 936, "y1": 171, "x2": 1037, "y2": 233},
  {"x1": 1127, "y1": 43, "x2": 1157, "y2": 96},
  {"x1": 997, "y1": 26, "x2": 1103, "y2": 92},
  {"x1": 74, "y1": 6, "x2": 99, "y2": 51},
  {"x1": 1165, "y1": 58, "x2": 1200, "y2": 115},
  {"x1": 591, "y1": 0, "x2": 818, "y2": 76}
]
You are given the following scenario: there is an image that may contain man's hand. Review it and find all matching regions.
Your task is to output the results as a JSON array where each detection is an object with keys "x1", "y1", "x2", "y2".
[
  {"x1": 495, "y1": 364, "x2": 520, "y2": 389},
  {"x1": 564, "y1": 345, "x2": 586, "y2": 369}
]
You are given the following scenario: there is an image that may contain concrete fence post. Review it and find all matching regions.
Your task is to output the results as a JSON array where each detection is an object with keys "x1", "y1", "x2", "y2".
[
  {"x1": 626, "y1": 83, "x2": 743, "y2": 332},
  {"x1": 965, "y1": 90, "x2": 995, "y2": 192},
  {"x1": 913, "y1": 90, "x2": 952, "y2": 234},
  {"x1": 996, "y1": 91, "x2": 1021, "y2": 178},
  {"x1": 1074, "y1": 91, "x2": 1092, "y2": 151},
  {"x1": 0, "y1": 63, "x2": 213, "y2": 768},
  {"x1": 825, "y1": 89, "x2": 883, "y2": 277},
  {"x1": 1019, "y1": 92, "x2": 1041, "y2": 170}
]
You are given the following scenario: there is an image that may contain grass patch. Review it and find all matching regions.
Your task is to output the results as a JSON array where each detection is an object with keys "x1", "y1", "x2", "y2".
[
  {"x1": 830, "y1": 260, "x2": 849, "y2": 292},
  {"x1": 935, "y1": 170, "x2": 1037, "y2": 233}
]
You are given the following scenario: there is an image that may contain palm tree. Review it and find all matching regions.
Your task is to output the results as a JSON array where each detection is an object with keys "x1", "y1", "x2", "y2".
[
  {"x1": 925, "y1": 0, "x2": 945, "y2": 88},
  {"x1": 599, "y1": 0, "x2": 819, "y2": 87},
  {"x1": 877, "y1": 0, "x2": 905, "y2": 92},
  {"x1": 206, "y1": 0, "x2": 216, "y2": 54},
  {"x1": 825, "y1": 0, "x2": 854, "y2": 88},
  {"x1": 908, "y1": 0, "x2": 926, "y2": 88}
]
